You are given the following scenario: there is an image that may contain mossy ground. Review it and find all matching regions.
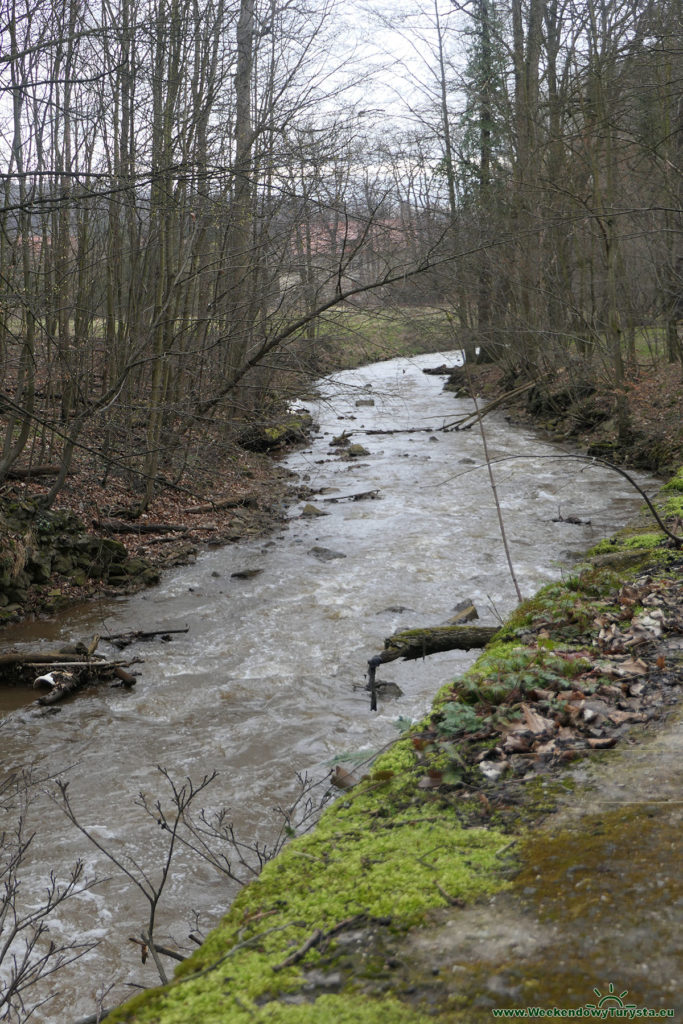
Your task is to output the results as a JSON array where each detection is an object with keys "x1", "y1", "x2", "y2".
[
  {"x1": 105, "y1": 469, "x2": 682, "y2": 1024},
  {"x1": 106, "y1": 746, "x2": 512, "y2": 1024}
]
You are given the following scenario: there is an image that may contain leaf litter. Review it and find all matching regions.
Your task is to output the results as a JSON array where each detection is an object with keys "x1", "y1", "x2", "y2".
[{"x1": 410, "y1": 563, "x2": 683, "y2": 800}]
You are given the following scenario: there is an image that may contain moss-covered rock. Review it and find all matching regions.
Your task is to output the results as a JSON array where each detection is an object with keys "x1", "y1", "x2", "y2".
[{"x1": 0, "y1": 499, "x2": 160, "y2": 618}]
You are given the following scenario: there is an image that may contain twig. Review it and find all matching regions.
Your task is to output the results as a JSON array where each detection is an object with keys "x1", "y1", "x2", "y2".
[
  {"x1": 129, "y1": 935, "x2": 185, "y2": 962},
  {"x1": 175, "y1": 924, "x2": 294, "y2": 985},
  {"x1": 435, "y1": 882, "x2": 465, "y2": 907},
  {"x1": 272, "y1": 929, "x2": 323, "y2": 972},
  {"x1": 141, "y1": 929, "x2": 168, "y2": 985}
]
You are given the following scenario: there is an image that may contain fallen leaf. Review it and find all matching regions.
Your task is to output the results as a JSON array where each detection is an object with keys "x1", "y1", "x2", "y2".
[
  {"x1": 522, "y1": 703, "x2": 555, "y2": 734},
  {"x1": 608, "y1": 709, "x2": 647, "y2": 725},
  {"x1": 503, "y1": 732, "x2": 533, "y2": 753}
]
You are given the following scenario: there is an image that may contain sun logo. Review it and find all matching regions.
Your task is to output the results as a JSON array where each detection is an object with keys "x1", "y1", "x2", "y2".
[{"x1": 584, "y1": 982, "x2": 637, "y2": 1011}]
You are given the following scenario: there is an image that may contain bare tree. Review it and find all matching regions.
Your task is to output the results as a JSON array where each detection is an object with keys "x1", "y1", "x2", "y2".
[{"x1": 0, "y1": 766, "x2": 98, "y2": 1022}]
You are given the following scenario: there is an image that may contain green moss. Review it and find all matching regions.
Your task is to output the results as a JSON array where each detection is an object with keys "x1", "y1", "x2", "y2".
[
  {"x1": 252, "y1": 995, "x2": 439, "y2": 1022},
  {"x1": 106, "y1": 752, "x2": 510, "y2": 1024},
  {"x1": 661, "y1": 467, "x2": 683, "y2": 493},
  {"x1": 663, "y1": 493, "x2": 683, "y2": 517},
  {"x1": 110, "y1": 991, "x2": 439, "y2": 1024},
  {"x1": 590, "y1": 531, "x2": 663, "y2": 553}
]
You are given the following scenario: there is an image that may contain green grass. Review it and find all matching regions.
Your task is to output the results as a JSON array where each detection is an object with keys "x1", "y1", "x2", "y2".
[{"x1": 310, "y1": 306, "x2": 454, "y2": 371}]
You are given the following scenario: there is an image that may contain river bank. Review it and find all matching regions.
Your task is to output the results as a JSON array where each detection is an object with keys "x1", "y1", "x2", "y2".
[
  {"x1": 2, "y1": 349, "x2": 681, "y2": 627},
  {"x1": 102, "y1": 466, "x2": 683, "y2": 1023},
  {"x1": 1, "y1": 352, "x2": 678, "y2": 1021},
  {"x1": 451, "y1": 360, "x2": 683, "y2": 475},
  {"x1": 0, "y1": 433, "x2": 306, "y2": 626}
]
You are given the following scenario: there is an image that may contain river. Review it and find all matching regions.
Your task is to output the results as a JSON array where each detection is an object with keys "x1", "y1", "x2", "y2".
[{"x1": 0, "y1": 352, "x2": 659, "y2": 1022}]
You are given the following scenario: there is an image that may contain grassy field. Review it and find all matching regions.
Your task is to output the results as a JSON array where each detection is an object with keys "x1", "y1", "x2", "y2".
[{"x1": 309, "y1": 305, "x2": 455, "y2": 372}]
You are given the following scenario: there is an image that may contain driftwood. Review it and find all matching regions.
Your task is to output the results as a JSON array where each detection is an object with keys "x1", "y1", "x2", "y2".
[
  {"x1": 0, "y1": 650, "x2": 96, "y2": 667},
  {"x1": 443, "y1": 380, "x2": 538, "y2": 431},
  {"x1": 94, "y1": 518, "x2": 188, "y2": 534},
  {"x1": 366, "y1": 624, "x2": 498, "y2": 711},
  {"x1": 421, "y1": 364, "x2": 461, "y2": 375},
  {"x1": 1, "y1": 632, "x2": 141, "y2": 703},
  {"x1": 26, "y1": 660, "x2": 128, "y2": 669},
  {"x1": 321, "y1": 489, "x2": 380, "y2": 503},
  {"x1": 35, "y1": 672, "x2": 82, "y2": 705},
  {"x1": 364, "y1": 426, "x2": 435, "y2": 435},
  {"x1": 106, "y1": 627, "x2": 189, "y2": 649},
  {"x1": 30, "y1": 661, "x2": 137, "y2": 705}
]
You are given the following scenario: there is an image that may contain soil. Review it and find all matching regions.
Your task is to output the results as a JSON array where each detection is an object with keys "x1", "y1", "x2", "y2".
[
  {"x1": 0, "y1": 440, "x2": 303, "y2": 621},
  {"x1": 460, "y1": 360, "x2": 683, "y2": 474}
]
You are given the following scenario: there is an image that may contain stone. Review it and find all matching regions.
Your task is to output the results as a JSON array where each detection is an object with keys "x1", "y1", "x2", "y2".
[
  {"x1": 26, "y1": 551, "x2": 52, "y2": 583},
  {"x1": 301, "y1": 504, "x2": 328, "y2": 518},
  {"x1": 51, "y1": 553, "x2": 74, "y2": 574},
  {"x1": 308, "y1": 546, "x2": 347, "y2": 561}
]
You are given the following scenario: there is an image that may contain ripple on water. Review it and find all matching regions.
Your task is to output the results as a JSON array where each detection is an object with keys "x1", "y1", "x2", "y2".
[{"x1": 0, "y1": 351, "x2": 663, "y2": 1022}]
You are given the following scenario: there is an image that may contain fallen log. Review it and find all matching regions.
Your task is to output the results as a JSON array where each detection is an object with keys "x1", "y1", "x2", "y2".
[
  {"x1": 379, "y1": 625, "x2": 498, "y2": 663},
  {"x1": 366, "y1": 624, "x2": 498, "y2": 711},
  {"x1": 6, "y1": 463, "x2": 62, "y2": 479},
  {"x1": 443, "y1": 380, "x2": 539, "y2": 431},
  {"x1": 364, "y1": 427, "x2": 435, "y2": 435},
  {"x1": 183, "y1": 496, "x2": 256, "y2": 514},
  {"x1": 94, "y1": 518, "x2": 188, "y2": 534}
]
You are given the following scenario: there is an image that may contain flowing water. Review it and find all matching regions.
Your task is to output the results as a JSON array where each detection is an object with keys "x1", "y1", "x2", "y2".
[{"x1": 0, "y1": 352, "x2": 660, "y2": 1021}]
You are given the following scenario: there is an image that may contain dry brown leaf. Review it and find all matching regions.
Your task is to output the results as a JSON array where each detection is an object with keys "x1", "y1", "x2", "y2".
[
  {"x1": 503, "y1": 733, "x2": 533, "y2": 753},
  {"x1": 587, "y1": 736, "x2": 617, "y2": 749},
  {"x1": 522, "y1": 703, "x2": 555, "y2": 734}
]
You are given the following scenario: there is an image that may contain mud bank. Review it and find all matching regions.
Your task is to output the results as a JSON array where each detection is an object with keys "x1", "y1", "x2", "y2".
[
  {"x1": 103, "y1": 474, "x2": 682, "y2": 1023},
  {"x1": 0, "y1": 455, "x2": 299, "y2": 626},
  {"x1": 447, "y1": 363, "x2": 683, "y2": 477}
]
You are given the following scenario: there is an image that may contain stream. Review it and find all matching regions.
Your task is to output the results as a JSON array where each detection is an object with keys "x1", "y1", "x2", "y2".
[{"x1": 0, "y1": 351, "x2": 661, "y2": 1022}]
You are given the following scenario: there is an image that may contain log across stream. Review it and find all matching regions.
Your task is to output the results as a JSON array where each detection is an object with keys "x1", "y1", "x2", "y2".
[{"x1": 0, "y1": 351, "x2": 660, "y2": 1023}]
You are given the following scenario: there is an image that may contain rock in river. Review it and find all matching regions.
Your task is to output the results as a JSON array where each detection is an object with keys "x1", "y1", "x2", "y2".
[{"x1": 308, "y1": 546, "x2": 347, "y2": 561}]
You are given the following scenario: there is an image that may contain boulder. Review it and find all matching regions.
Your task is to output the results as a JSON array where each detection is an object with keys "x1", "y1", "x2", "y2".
[
  {"x1": 308, "y1": 546, "x2": 347, "y2": 561},
  {"x1": 345, "y1": 444, "x2": 370, "y2": 458}
]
